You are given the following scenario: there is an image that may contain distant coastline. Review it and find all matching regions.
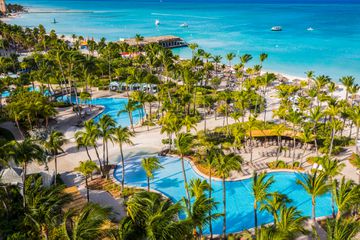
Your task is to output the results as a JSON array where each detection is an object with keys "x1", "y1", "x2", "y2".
[{"x1": 3, "y1": 1, "x2": 360, "y2": 80}]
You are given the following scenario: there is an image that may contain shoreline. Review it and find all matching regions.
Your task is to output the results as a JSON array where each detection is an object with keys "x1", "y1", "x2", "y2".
[{"x1": 0, "y1": 5, "x2": 349, "y2": 83}]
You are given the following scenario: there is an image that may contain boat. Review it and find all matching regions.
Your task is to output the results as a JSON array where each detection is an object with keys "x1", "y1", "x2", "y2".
[
  {"x1": 271, "y1": 26, "x2": 282, "y2": 31},
  {"x1": 180, "y1": 23, "x2": 189, "y2": 28},
  {"x1": 155, "y1": 19, "x2": 160, "y2": 26},
  {"x1": 52, "y1": 18, "x2": 57, "y2": 24},
  {"x1": 307, "y1": 27, "x2": 314, "y2": 31}
]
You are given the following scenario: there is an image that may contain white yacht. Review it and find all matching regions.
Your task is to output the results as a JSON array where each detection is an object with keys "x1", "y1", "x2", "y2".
[
  {"x1": 271, "y1": 26, "x2": 282, "y2": 31},
  {"x1": 155, "y1": 19, "x2": 160, "y2": 26},
  {"x1": 307, "y1": 27, "x2": 314, "y2": 31},
  {"x1": 180, "y1": 23, "x2": 189, "y2": 28}
]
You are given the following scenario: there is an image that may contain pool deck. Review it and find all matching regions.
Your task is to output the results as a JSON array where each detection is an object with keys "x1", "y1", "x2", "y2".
[{"x1": 24, "y1": 88, "x2": 359, "y2": 184}]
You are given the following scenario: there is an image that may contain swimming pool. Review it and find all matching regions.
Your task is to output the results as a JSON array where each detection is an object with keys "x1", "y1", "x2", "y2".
[
  {"x1": 90, "y1": 98, "x2": 144, "y2": 127},
  {"x1": 1, "y1": 86, "x2": 52, "y2": 98},
  {"x1": 59, "y1": 96, "x2": 144, "y2": 127},
  {"x1": 114, "y1": 155, "x2": 333, "y2": 234}
]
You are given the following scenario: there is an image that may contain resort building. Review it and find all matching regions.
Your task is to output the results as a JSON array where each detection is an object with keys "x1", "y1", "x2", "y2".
[
  {"x1": 0, "y1": 0, "x2": 6, "y2": 15},
  {"x1": 121, "y1": 35, "x2": 188, "y2": 49}
]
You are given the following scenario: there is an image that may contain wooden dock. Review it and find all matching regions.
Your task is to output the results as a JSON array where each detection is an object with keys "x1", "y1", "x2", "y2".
[{"x1": 121, "y1": 35, "x2": 188, "y2": 49}]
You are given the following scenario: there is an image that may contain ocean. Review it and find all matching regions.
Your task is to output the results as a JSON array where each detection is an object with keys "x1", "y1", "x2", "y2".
[{"x1": 4, "y1": 0, "x2": 360, "y2": 80}]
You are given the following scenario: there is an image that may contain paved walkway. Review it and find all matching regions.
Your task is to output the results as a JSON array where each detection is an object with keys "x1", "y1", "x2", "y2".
[{"x1": 61, "y1": 171, "x2": 126, "y2": 221}]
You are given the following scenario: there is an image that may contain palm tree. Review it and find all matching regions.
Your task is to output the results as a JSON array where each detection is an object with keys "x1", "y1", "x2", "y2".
[
  {"x1": 98, "y1": 114, "x2": 116, "y2": 176},
  {"x1": 141, "y1": 157, "x2": 162, "y2": 191},
  {"x1": 126, "y1": 191, "x2": 192, "y2": 239},
  {"x1": 118, "y1": 99, "x2": 141, "y2": 133},
  {"x1": 306, "y1": 70, "x2": 315, "y2": 88},
  {"x1": 309, "y1": 106, "x2": 323, "y2": 156},
  {"x1": 160, "y1": 113, "x2": 181, "y2": 151},
  {"x1": 175, "y1": 133, "x2": 193, "y2": 209},
  {"x1": 318, "y1": 156, "x2": 345, "y2": 218},
  {"x1": 286, "y1": 110, "x2": 302, "y2": 163},
  {"x1": 350, "y1": 105, "x2": 360, "y2": 154},
  {"x1": 188, "y1": 178, "x2": 210, "y2": 199},
  {"x1": 213, "y1": 153, "x2": 242, "y2": 239},
  {"x1": 182, "y1": 115, "x2": 197, "y2": 133},
  {"x1": 226, "y1": 52, "x2": 236, "y2": 69},
  {"x1": 212, "y1": 55, "x2": 222, "y2": 76},
  {"x1": 332, "y1": 177, "x2": 359, "y2": 220},
  {"x1": 325, "y1": 104, "x2": 340, "y2": 156},
  {"x1": 259, "y1": 53, "x2": 268, "y2": 68},
  {"x1": 275, "y1": 206, "x2": 308, "y2": 239},
  {"x1": 296, "y1": 170, "x2": 330, "y2": 223},
  {"x1": 349, "y1": 153, "x2": 360, "y2": 183},
  {"x1": 183, "y1": 193, "x2": 221, "y2": 239},
  {"x1": 326, "y1": 217, "x2": 360, "y2": 240},
  {"x1": 198, "y1": 146, "x2": 220, "y2": 239},
  {"x1": 8, "y1": 138, "x2": 45, "y2": 207},
  {"x1": 113, "y1": 126, "x2": 134, "y2": 192},
  {"x1": 260, "y1": 192, "x2": 291, "y2": 226},
  {"x1": 188, "y1": 43, "x2": 199, "y2": 58},
  {"x1": 252, "y1": 171, "x2": 275, "y2": 237},
  {"x1": 75, "y1": 120, "x2": 104, "y2": 176},
  {"x1": 74, "y1": 160, "x2": 99, "y2": 202},
  {"x1": 61, "y1": 203, "x2": 110, "y2": 239},
  {"x1": 44, "y1": 130, "x2": 67, "y2": 185},
  {"x1": 339, "y1": 76, "x2": 355, "y2": 100},
  {"x1": 24, "y1": 175, "x2": 71, "y2": 239}
]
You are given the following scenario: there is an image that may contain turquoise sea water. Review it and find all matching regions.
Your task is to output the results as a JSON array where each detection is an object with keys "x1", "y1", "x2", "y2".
[
  {"x1": 4, "y1": 0, "x2": 360, "y2": 80},
  {"x1": 114, "y1": 155, "x2": 333, "y2": 234}
]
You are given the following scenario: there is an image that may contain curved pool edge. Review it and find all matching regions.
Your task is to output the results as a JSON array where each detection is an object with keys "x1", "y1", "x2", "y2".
[
  {"x1": 110, "y1": 155, "x2": 334, "y2": 236},
  {"x1": 178, "y1": 154, "x2": 307, "y2": 182}
]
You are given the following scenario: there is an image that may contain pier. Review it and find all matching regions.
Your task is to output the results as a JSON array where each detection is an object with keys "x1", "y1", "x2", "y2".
[{"x1": 121, "y1": 35, "x2": 188, "y2": 49}]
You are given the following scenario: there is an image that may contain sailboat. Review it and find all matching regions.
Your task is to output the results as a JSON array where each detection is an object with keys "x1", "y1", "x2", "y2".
[
  {"x1": 52, "y1": 18, "x2": 58, "y2": 24},
  {"x1": 155, "y1": 19, "x2": 160, "y2": 26}
]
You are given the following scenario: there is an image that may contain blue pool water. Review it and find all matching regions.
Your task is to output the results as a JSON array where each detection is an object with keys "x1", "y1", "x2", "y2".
[
  {"x1": 6, "y1": 0, "x2": 360, "y2": 80},
  {"x1": 114, "y1": 155, "x2": 333, "y2": 234},
  {"x1": 1, "y1": 86, "x2": 52, "y2": 98},
  {"x1": 89, "y1": 98, "x2": 144, "y2": 127},
  {"x1": 61, "y1": 96, "x2": 144, "y2": 127}
]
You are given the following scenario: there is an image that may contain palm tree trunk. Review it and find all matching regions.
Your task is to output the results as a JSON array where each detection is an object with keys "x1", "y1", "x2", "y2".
[
  {"x1": 222, "y1": 178, "x2": 226, "y2": 240},
  {"x1": 181, "y1": 157, "x2": 191, "y2": 210},
  {"x1": 329, "y1": 127, "x2": 335, "y2": 156},
  {"x1": 349, "y1": 122, "x2": 354, "y2": 138},
  {"x1": 276, "y1": 135, "x2": 281, "y2": 160},
  {"x1": 120, "y1": 144, "x2": 125, "y2": 192},
  {"x1": 94, "y1": 146, "x2": 104, "y2": 177},
  {"x1": 85, "y1": 176, "x2": 89, "y2": 202},
  {"x1": 356, "y1": 126, "x2": 359, "y2": 154},
  {"x1": 312, "y1": 197, "x2": 316, "y2": 223},
  {"x1": 102, "y1": 139, "x2": 106, "y2": 172},
  {"x1": 330, "y1": 178, "x2": 335, "y2": 219},
  {"x1": 314, "y1": 123, "x2": 319, "y2": 156},
  {"x1": 209, "y1": 169, "x2": 213, "y2": 239},
  {"x1": 85, "y1": 146, "x2": 93, "y2": 161},
  {"x1": 15, "y1": 119, "x2": 24, "y2": 139},
  {"x1": 22, "y1": 162, "x2": 27, "y2": 208},
  {"x1": 254, "y1": 201, "x2": 258, "y2": 237},
  {"x1": 54, "y1": 155, "x2": 58, "y2": 185},
  {"x1": 250, "y1": 132, "x2": 253, "y2": 163},
  {"x1": 147, "y1": 176, "x2": 150, "y2": 192},
  {"x1": 292, "y1": 129, "x2": 296, "y2": 164},
  {"x1": 129, "y1": 113, "x2": 135, "y2": 133}
]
